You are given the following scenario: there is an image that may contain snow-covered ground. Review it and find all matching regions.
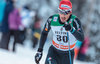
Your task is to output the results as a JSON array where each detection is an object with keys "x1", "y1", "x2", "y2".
[{"x1": 0, "y1": 40, "x2": 95, "y2": 64}]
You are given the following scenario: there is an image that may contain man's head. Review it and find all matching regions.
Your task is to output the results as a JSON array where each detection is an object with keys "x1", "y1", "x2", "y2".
[{"x1": 58, "y1": 0, "x2": 72, "y2": 23}]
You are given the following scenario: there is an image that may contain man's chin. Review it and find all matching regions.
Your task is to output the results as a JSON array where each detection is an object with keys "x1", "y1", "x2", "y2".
[{"x1": 61, "y1": 19, "x2": 66, "y2": 23}]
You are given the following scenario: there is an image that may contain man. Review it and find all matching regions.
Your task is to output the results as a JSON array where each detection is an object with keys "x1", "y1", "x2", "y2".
[
  {"x1": 0, "y1": 0, "x2": 21, "y2": 52},
  {"x1": 35, "y1": 0, "x2": 84, "y2": 64},
  {"x1": 0, "y1": 0, "x2": 6, "y2": 41},
  {"x1": 0, "y1": 0, "x2": 6, "y2": 24},
  {"x1": 0, "y1": 0, "x2": 14, "y2": 49}
]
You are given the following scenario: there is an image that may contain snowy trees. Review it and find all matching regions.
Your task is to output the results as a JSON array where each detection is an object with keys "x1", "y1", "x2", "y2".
[{"x1": 71, "y1": 0, "x2": 100, "y2": 63}]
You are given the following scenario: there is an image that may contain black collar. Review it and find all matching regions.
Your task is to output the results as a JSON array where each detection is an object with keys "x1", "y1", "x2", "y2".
[{"x1": 59, "y1": 14, "x2": 72, "y2": 25}]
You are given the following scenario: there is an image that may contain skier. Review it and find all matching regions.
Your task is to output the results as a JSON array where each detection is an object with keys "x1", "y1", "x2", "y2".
[{"x1": 35, "y1": 0, "x2": 84, "y2": 64}]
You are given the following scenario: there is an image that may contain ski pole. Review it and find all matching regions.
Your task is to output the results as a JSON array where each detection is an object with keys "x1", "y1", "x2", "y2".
[
  {"x1": 48, "y1": 57, "x2": 52, "y2": 64},
  {"x1": 36, "y1": 62, "x2": 39, "y2": 64},
  {"x1": 36, "y1": 58, "x2": 40, "y2": 64},
  {"x1": 36, "y1": 61, "x2": 39, "y2": 64},
  {"x1": 67, "y1": 31, "x2": 72, "y2": 64}
]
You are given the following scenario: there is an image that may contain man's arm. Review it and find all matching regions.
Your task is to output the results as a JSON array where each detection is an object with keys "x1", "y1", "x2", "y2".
[
  {"x1": 71, "y1": 18, "x2": 84, "y2": 42},
  {"x1": 38, "y1": 16, "x2": 52, "y2": 52}
]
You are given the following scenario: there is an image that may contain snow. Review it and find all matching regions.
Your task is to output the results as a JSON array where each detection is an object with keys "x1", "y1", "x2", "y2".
[{"x1": 0, "y1": 42, "x2": 95, "y2": 64}]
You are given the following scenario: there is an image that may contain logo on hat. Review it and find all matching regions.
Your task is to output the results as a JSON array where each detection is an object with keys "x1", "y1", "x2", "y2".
[{"x1": 61, "y1": 4, "x2": 70, "y2": 9}]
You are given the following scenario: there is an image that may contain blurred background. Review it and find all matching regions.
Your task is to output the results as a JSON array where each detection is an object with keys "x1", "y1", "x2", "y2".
[{"x1": 0, "y1": 0, "x2": 99, "y2": 64}]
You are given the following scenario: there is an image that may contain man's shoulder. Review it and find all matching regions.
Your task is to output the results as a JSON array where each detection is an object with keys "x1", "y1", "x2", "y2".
[
  {"x1": 71, "y1": 14, "x2": 79, "y2": 21},
  {"x1": 71, "y1": 14, "x2": 77, "y2": 19},
  {"x1": 72, "y1": 15, "x2": 82, "y2": 26},
  {"x1": 48, "y1": 14, "x2": 59, "y2": 21}
]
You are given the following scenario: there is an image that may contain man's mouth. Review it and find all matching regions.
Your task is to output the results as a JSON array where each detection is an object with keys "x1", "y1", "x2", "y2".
[{"x1": 61, "y1": 17, "x2": 66, "y2": 20}]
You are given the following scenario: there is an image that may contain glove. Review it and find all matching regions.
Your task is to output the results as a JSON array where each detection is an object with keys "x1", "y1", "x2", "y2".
[
  {"x1": 35, "y1": 48, "x2": 43, "y2": 63},
  {"x1": 64, "y1": 23, "x2": 75, "y2": 33},
  {"x1": 64, "y1": 23, "x2": 72, "y2": 31}
]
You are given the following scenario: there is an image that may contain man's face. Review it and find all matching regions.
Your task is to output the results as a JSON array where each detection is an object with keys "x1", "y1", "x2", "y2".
[{"x1": 59, "y1": 13, "x2": 71, "y2": 23}]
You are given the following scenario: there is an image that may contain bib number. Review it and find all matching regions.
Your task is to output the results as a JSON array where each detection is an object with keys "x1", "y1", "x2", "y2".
[{"x1": 57, "y1": 35, "x2": 68, "y2": 43}]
